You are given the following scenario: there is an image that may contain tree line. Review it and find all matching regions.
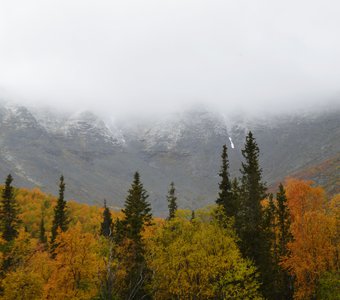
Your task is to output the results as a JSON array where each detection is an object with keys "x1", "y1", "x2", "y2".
[{"x1": 0, "y1": 132, "x2": 339, "y2": 299}]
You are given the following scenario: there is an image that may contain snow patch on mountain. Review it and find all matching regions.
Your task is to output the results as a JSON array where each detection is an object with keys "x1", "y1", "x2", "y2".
[
  {"x1": 2, "y1": 105, "x2": 42, "y2": 130},
  {"x1": 229, "y1": 137, "x2": 235, "y2": 149}
]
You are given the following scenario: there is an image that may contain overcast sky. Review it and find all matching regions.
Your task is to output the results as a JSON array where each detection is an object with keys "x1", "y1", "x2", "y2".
[{"x1": 0, "y1": 0, "x2": 340, "y2": 117}]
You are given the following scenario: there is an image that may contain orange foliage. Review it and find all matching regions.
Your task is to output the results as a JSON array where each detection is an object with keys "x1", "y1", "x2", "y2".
[
  {"x1": 282, "y1": 179, "x2": 338, "y2": 299},
  {"x1": 44, "y1": 223, "x2": 103, "y2": 299},
  {"x1": 13, "y1": 187, "x2": 121, "y2": 238}
]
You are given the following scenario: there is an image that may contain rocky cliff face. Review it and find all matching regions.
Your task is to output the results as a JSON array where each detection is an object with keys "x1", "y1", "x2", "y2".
[{"x1": 0, "y1": 102, "x2": 338, "y2": 213}]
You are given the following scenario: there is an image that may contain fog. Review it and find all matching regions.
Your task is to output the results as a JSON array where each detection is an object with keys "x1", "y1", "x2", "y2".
[{"x1": 1, "y1": 0, "x2": 340, "y2": 117}]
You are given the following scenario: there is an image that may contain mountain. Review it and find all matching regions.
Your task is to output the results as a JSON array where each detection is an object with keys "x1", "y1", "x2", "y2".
[{"x1": 0, "y1": 102, "x2": 338, "y2": 213}]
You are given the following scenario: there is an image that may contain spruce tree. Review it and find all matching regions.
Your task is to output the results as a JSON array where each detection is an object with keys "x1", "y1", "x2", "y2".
[
  {"x1": 39, "y1": 215, "x2": 47, "y2": 245},
  {"x1": 263, "y1": 193, "x2": 279, "y2": 296},
  {"x1": 120, "y1": 172, "x2": 152, "y2": 299},
  {"x1": 0, "y1": 174, "x2": 19, "y2": 242},
  {"x1": 264, "y1": 193, "x2": 277, "y2": 260},
  {"x1": 112, "y1": 218, "x2": 124, "y2": 244},
  {"x1": 50, "y1": 175, "x2": 68, "y2": 247},
  {"x1": 238, "y1": 131, "x2": 270, "y2": 296},
  {"x1": 191, "y1": 210, "x2": 195, "y2": 221},
  {"x1": 122, "y1": 172, "x2": 152, "y2": 244},
  {"x1": 167, "y1": 182, "x2": 178, "y2": 220},
  {"x1": 230, "y1": 177, "x2": 241, "y2": 214},
  {"x1": 216, "y1": 144, "x2": 234, "y2": 217},
  {"x1": 238, "y1": 132, "x2": 267, "y2": 254},
  {"x1": 276, "y1": 183, "x2": 293, "y2": 299},
  {"x1": 276, "y1": 183, "x2": 291, "y2": 257},
  {"x1": 100, "y1": 199, "x2": 113, "y2": 237}
]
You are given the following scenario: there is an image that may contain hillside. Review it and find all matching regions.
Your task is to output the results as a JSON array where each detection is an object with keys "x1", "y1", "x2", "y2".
[{"x1": 0, "y1": 102, "x2": 339, "y2": 213}]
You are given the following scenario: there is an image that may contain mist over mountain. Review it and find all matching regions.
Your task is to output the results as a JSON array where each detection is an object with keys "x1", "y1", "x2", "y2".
[{"x1": 0, "y1": 101, "x2": 338, "y2": 214}]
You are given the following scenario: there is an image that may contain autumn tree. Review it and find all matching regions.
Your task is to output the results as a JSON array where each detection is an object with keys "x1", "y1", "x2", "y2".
[
  {"x1": 167, "y1": 182, "x2": 178, "y2": 220},
  {"x1": 45, "y1": 223, "x2": 102, "y2": 300},
  {"x1": 50, "y1": 176, "x2": 68, "y2": 253},
  {"x1": 282, "y1": 179, "x2": 338, "y2": 299},
  {"x1": 1, "y1": 269, "x2": 43, "y2": 300},
  {"x1": 147, "y1": 207, "x2": 263, "y2": 299},
  {"x1": 1, "y1": 228, "x2": 36, "y2": 279},
  {"x1": 0, "y1": 174, "x2": 19, "y2": 242},
  {"x1": 1, "y1": 231, "x2": 44, "y2": 300},
  {"x1": 100, "y1": 199, "x2": 113, "y2": 237},
  {"x1": 216, "y1": 144, "x2": 234, "y2": 217}
]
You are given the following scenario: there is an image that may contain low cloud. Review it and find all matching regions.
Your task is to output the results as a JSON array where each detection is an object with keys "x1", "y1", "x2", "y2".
[{"x1": 0, "y1": 0, "x2": 340, "y2": 117}]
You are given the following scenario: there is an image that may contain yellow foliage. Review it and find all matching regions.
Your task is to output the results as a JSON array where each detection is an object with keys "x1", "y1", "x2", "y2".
[
  {"x1": 1, "y1": 268, "x2": 43, "y2": 300},
  {"x1": 147, "y1": 208, "x2": 263, "y2": 299}
]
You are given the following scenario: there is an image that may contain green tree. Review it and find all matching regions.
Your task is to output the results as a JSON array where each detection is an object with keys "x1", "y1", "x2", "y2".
[
  {"x1": 120, "y1": 172, "x2": 152, "y2": 299},
  {"x1": 276, "y1": 183, "x2": 291, "y2": 258},
  {"x1": 216, "y1": 144, "x2": 234, "y2": 217},
  {"x1": 122, "y1": 172, "x2": 152, "y2": 244},
  {"x1": 238, "y1": 132, "x2": 270, "y2": 296},
  {"x1": 100, "y1": 199, "x2": 113, "y2": 237},
  {"x1": 263, "y1": 193, "x2": 280, "y2": 298},
  {"x1": 39, "y1": 215, "x2": 47, "y2": 245},
  {"x1": 0, "y1": 174, "x2": 19, "y2": 242},
  {"x1": 231, "y1": 177, "x2": 241, "y2": 214},
  {"x1": 276, "y1": 183, "x2": 293, "y2": 299},
  {"x1": 50, "y1": 176, "x2": 68, "y2": 250},
  {"x1": 167, "y1": 182, "x2": 178, "y2": 220}
]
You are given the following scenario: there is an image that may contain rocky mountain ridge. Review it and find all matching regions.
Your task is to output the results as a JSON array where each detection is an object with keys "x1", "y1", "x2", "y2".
[{"x1": 0, "y1": 102, "x2": 338, "y2": 213}]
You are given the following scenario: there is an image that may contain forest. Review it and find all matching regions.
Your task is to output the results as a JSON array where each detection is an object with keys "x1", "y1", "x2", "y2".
[{"x1": 0, "y1": 131, "x2": 339, "y2": 300}]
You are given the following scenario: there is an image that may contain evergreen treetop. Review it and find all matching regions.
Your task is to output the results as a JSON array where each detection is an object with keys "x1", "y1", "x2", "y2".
[
  {"x1": 239, "y1": 131, "x2": 267, "y2": 226},
  {"x1": 238, "y1": 131, "x2": 271, "y2": 297},
  {"x1": 167, "y1": 182, "x2": 178, "y2": 220},
  {"x1": 122, "y1": 172, "x2": 152, "y2": 244},
  {"x1": 100, "y1": 199, "x2": 113, "y2": 237},
  {"x1": 0, "y1": 174, "x2": 19, "y2": 242},
  {"x1": 51, "y1": 175, "x2": 68, "y2": 245},
  {"x1": 216, "y1": 144, "x2": 234, "y2": 217}
]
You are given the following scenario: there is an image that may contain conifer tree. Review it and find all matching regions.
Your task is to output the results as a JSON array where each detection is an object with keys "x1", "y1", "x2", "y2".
[
  {"x1": 276, "y1": 183, "x2": 293, "y2": 299},
  {"x1": 263, "y1": 193, "x2": 280, "y2": 297},
  {"x1": 100, "y1": 199, "x2": 113, "y2": 237},
  {"x1": 167, "y1": 182, "x2": 177, "y2": 220},
  {"x1": 263, "y1": 185, "x2": 293, "y2": 299},
  {"x1": 191, "y1": 210, "x2": 195, "y2": 221},
  {"x1": 122, "y1": 172, "x2": 152, "y2": 244},
  {"x1": 231, "y1": 177, "x2": 241, "y2": 214},
  {"x1": 0, "y1": 174, "x2": 19, "y2": 242},
  {"x1": 238, "y1": 131, "x2": 270, "y2": 296},
  {"x1": 112, "y1": 218, "x2": 124, "y2": 244},
  {"x1": 39, "y1": 215, "x2": 47, "y2": 245},
  {"x1": 264, "y1": 193, "x2": 277, "y2": 260},
  {"x1": 276, "y1": 183, "x2": 291, "y2": 257},
  {"x1": 216, "y1": 144, "x2": 234, "y2": 217},
  {"x1": 50, "y1": 175, "x2": 68, "y2": 247},
  {"x1": 120, "y1": 172, "x2": 153, "y2": 299},
  {"x1": 238, "y1": 132, "x2": 267, "y2": 253}
]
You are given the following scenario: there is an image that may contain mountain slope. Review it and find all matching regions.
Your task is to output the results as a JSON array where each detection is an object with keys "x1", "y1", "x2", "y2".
[{"x1": 0, "y1": 102, "x2": 338, "y2": 213}]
